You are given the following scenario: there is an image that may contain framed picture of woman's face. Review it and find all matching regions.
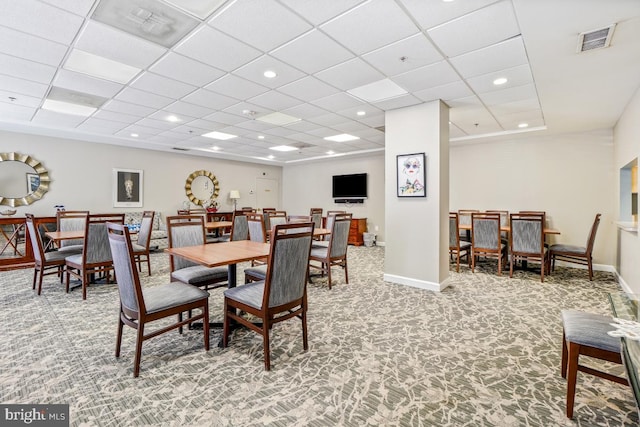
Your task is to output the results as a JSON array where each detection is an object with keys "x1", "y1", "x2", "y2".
[
  {"x1": 113, "y1": 168, "x2": 143, "y2": 207},
  {"x1": 397, "y1": 153, "x2": 426, "y2": 197}
]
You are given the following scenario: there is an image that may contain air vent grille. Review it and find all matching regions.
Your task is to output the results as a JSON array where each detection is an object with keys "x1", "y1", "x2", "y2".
[{"x1": 577, "y1": 24, "x2": 616, "y2": 52}]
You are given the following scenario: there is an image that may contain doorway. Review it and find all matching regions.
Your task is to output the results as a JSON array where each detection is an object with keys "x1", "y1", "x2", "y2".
[{"x1": 255, "y1": 178, "x2": 279, "y2": 210}]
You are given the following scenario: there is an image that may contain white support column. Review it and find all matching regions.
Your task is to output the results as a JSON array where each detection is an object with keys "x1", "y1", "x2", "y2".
[{"x1": 383, "y1": 100, "x2": 450, "y2": 291}]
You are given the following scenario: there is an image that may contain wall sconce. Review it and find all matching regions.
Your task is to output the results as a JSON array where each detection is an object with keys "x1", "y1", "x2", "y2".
[{"x1": 229, "y1": 190, "x2": 240, "y2": 211}]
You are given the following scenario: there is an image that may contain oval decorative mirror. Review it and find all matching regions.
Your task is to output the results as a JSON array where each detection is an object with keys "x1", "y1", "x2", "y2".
[
  {"x1": 0, "y1": 152, "x2": 50, "y2": 207},
  {"x1": 185, "y1": 170, "x2": 220, "y2": 206}
]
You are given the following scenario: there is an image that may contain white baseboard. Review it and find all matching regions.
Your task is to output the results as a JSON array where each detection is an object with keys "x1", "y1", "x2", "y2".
[
  {"x1": 552, "y1": 260, "x2": 615, "y2": 273},
  {"x1": 383, "y1": 273, "x2": 449, "y2": 292}
]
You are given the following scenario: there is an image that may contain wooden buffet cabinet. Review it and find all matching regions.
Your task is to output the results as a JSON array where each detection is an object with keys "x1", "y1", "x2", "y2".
[{"x1": 348, "y1": 218, "x2": 367, "y2": 246}]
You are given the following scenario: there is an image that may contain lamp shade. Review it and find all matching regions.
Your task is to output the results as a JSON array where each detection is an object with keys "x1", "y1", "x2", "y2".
[{"x1": 229, "y1": 190, "x2": 240, "y2": 200}]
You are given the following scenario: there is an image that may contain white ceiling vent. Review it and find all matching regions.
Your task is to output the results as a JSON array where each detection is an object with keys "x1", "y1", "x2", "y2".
[{"x1": 577, "y1": 24, "x2": 616, "y2": 53}]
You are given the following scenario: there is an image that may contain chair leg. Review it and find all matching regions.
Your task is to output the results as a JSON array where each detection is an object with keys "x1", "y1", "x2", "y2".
[
  {"x1": 115, "y1": 314, "x2": 124, "y2": 358},
  {"x1": 344, "y1": 260, "x2": 349, "y2": 284},
  {"x1": 302, "y1": 305, "x2": 308, "y2": 352},
  {"x1": 587, "y1": 256, "x2": 593, "y2": 281},
  {"x1": 509, "y1": 255, "x2": 514, "y2": 278},
  {"x1": 37, "y1": 268, "x2": 44, "y2": 295},
  {"x1": 565, "y1": 341, "x2": 580, "y2": 419},
  {"x1": 65, "y1": 270, "x2": 70, "y2": 293},
  {"x1": 146, "y1": 256, "x2": 151, "y2": 276},
  {"x1": 133, "y1": 323, "x2": 144, "y2": 378},
  {"x1": 32, "y1": 267, "x2": 37, "y2": 290},
  {"x1": 263, "y1": 321, "x2": 271, "y2": 371},
  {"x1": 561, "y1": 331, "x2": 568, "y2": 379},
  {"x1": 327, "y1": 264, "x2": 332, "y2": 290},
  {"x1": 203, "y1": 302, "x2": 210, "y2": 351},
  {"x1": 222, "y1": 301, "x2": 230, "y2": 348}
]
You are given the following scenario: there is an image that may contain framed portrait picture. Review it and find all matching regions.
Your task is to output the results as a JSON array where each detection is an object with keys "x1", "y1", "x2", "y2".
[
  {"x1": 26, "y1": 173, "x2": 40, "y2": 193},
  {"x1": 113, "y1": 168, "x2": 143, "y2": 208},
  {"x1": 397, "y1": 153, "x2": 426, "y2": 197}
]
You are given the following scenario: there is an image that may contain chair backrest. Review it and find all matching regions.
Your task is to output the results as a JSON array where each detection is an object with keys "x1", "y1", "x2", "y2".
[
  {"x1": 188, "y1": 208, "x2": 207, "y2": 215},
  {"x1": 310, "y1": 208, "x2": 323, "y2": 215},
  {"x1": 57, "y1": 210, "x2": 88, "y2": 248},
  {"x1": 509, "y1": 212, "x2": 545, "y2": 255},
  {"x1": 83, "y1": 213, "x2": 125, "y2": 265},
  {"x1": 263, "y1": 223, "x2": 314, "y2": 308},
  {"x1": 449, "y1": 212, "x2": 461, "y2": 250},
  {"x1": 326, "y1": 210, "x2": 346, "y2": 216},
  {"x1": 310, "y1": 210, "x2": 323, "y2": 229},
  {"x1": 586, "y1": 213, "x2": 602, "y2": 252},
  {"x1": 106, "y1": 222, "x2": 144, "y2": 317},
  {"x1": 267, "y1": 211, "x2": 287, "y2": 230},
  {"x1": 287, "y1": 215, "x2": 312, "y2": 224},
  {"x1": 471, "y1": 212, "x2": 501, "y2": 250},
  {"x1": 328, "y1": 214, "x2": 352, "y2": 258},
  {"x1": 458, "y1": 209, "x2": 479, "y2": 227},
  {"x1": 247, "y1": 213, "x2": 267, "y2": 243},
  {"x1": 324, "y1": 212, "x2": 352, "y2": 241},
  {"x1": 241, "y1": 207, "x2": 256, "y2": 213},
  {"x1": 230, "y1": 212, "x2": 249, "y2": 241},
  {"x1": 166, "y1": 215, "x2": 205, "y2": 271},
  {"x1": 25, "y1": 213, "x2": 45, "y2": 263},
  {"x1": 136, "y1": 211, "x2": 155, "y2": 250},
  {"x1": 486, "y1": 210, "x2": 509, "y2": 227}
]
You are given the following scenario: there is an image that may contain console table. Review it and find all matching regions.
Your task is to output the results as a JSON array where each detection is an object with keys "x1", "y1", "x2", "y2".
[{"x1": 348, "y1": 218, "x2": 367, "y2": 246}]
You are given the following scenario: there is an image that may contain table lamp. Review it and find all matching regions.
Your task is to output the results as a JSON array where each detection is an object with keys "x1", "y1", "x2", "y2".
[{"x1": 229, "y1": 190, "x2": 240, "y2": 211}]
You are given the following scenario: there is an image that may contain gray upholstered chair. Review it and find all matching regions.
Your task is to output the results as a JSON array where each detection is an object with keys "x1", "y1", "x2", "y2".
[
  {"x1": 549, "y1": 214, "x2": 601, "y2": 280},
  {"x1": 308, "y1": 214, "x2": 351, "y2": 289},
  {"x1": 561, "y1": 310, "x2": 628, "y2": 419},
  {"x1": 131, "y1": 210, "x2": 154, "y2": 275},
  {"x1": 449, "y1": 212, "x2": 471, "y2": 272},
  {"x1": 65, "y1": 213, "x2": 124, "y2": 300},
  {"x1": 312, "y1": 212, "x2": 352, "y2": 248},
  {"x1": 458, "y1": 209, "x2": 478, "y2": 241},
  {"x1": 230, "y1": 212, "x2": 249, "y2": 241},
  {"x1": 107, "y1": 222, "x2": 210, "y2": 378},
  {"x1": 25, "y1": 213, "x2": 67, "y2": 295},
  {"x1": 166, "y1": 215, "x2": 228, "y2": 289},
  {"x1": 471, "y1": 212, "x2": 507, "y2": 275},
  {"x1": 267, "y1": 211, "x2": 287, "y2": 229},
  {"x1": 509, "y1": 212, "x2": 548, "y2": 282},
  {"x1": 310, "y1": 208, "x2": 323, "y2": 230},
  {"x1": 222, "y1": 222, "x2": 314, "y2": 370},
  {"x1": 56, "y1": 210, "x2": 88, "y2": 255}
]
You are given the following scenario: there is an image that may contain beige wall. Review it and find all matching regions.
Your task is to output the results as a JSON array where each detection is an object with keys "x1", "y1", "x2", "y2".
[
  {"x1": 0, "y1": 130, "x2": 283, "y2": 218},
  {"x1": 614, "y1": 85, "x2": 640, "y2": 293}
]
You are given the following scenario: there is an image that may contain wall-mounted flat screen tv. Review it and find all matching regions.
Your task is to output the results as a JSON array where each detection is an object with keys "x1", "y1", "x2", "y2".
[{"x1": 332, "y1": 173, "x2": 367, "y2": 198}]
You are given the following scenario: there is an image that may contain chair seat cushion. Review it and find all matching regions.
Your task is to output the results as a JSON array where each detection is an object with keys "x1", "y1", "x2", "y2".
[
  {"x1": 310, "y1": 246, "x2": 328, "y2": 258},
  {"x1": 131, "y1": 243, "x2": 147, "y2": 253},
  {"x1": 224, "y1": 281, "x2": 265, "y2": 310},
  {"x1": 459, "y1": 241, "x2": 471, "y2": 250},
  {"x1": 44, "y1": 251, "x2": 69, "y2": 263},
  {"x1": 171, "y1": 265, "x2": 228, "y2": 286},
  {"x1": 561, "y1": 310, "x2": 621, "y2": 353},
  {"x1": 143, "y1": 282, "x2": 210, "y2": 314},
  {"x1": 64, "y1": 253, "x2": 82, "y2": 266},
  {"x1": 58, "y1": 245, "x2": 83, "y2": 254},
  {"x1": 244, "y1": 265, "x2": 267, "y2": 280},
  {"x1": 550, "y1": 244, "x2": 586, "y2": 255}
]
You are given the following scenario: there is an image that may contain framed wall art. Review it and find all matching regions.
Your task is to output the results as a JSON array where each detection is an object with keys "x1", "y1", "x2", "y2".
[
  {"x1": 397, "y1": 153, "x2": 426, "y2": 198},
  {"x1": 113, "y1": 168, "x2": 143, "y2": 208}
]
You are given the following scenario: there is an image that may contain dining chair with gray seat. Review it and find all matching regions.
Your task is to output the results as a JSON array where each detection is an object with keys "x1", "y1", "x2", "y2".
[
  {"x1": 25, "y1": 213, "x2": 67, "y2": 295},
  {"x1": 548, "y1": 213, "x2": 601, "y2": 281},
  {"x1": 471, "y1": 212, "x2": 507, "y2": 275},
  {"x1": 509, "y1": 212, "x2": 548, "y2": 282},
  {"x1": 223, "y1": 222, "x2": 314, "y2": 370},
  {"x1": 308, "y1": 214, "x2": 351, "y2": 289},
  {"x1": 449, "y1": 212, "x2": 471, "y2": 272},
  {"x1": 312, "y1": 212, "x2": 352, "y2": 249},
  {"x1": 107, "y1": 222, "x2": 210, "y2": 378},
  {"x1": 131, "y1": 210, "x2": 154, "y2": 276},
  {"x1": 56, "y1": 210, "x2": 88, "y2": 255}
]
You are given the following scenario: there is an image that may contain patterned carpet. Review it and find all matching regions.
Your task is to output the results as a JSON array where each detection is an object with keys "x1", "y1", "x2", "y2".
[{"x1": 0, "y1": 246, "x2": 637, "y2": 426}]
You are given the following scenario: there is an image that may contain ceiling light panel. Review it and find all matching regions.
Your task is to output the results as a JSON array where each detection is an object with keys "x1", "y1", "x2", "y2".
[
  {"x1": 41, "y1": 99, "x2": 97, "y2": 117},
  {"x1": 64, "y1": 49, "x2": 141, "y2": 84},
  {"x1": 269, "y1": 145, "x2": 298, "y2": 152},
  {"x1": 255, "y1": 112, "x2": 301, "y2": 126},
  {"x1": 53, "y1": 69, "x2": 124, "y2": 99},
  {"x1": 91, "y1": 0, "x2": 200, "y2": 48},
  {"x1": 347, "y1": 78, "x2": 408, "y2": 102},
  {"x1": 202, "y1": 130, "x2": 238, "y2": 140},
  {"x1": 324, "y1": 133, "x2": 359, "y2": 142},
  {"x1": 47, "y1": 86, "x2": 108, "y2": 109}
]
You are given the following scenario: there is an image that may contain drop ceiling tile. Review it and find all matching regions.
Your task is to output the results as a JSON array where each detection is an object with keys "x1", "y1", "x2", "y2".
[
  {"x1": 75, "y1": 21, "x2": 167, "y2": 69},
  {"x1": 0, "y1": 26, "x2": 67, "y2": 67},
  {"x1": 32, "y1": 109, "x2": 87, "y2": 127},
  {"x1": 116, "y1": 124, "x2": 164, "y2": 136},
  {"x1": 182, "y1": 119, "x2": 225, "y2": 131},
  {"x1": 373, "y1": 93, "x2": 422, "y2": 110},
  {"x1": 449, "y1": 123, "x2": 467, "y2": 138},
  {"x1": 449, "y1": 36, "x2": 528, "y2": 79},
  {"x1": 0, "y1": 75, "x2": 49, "y2": 98},
  {"x1": 363, "y1": 33, "x2": 443, "y2": 76},
  {"x1": 261, "y1": 127, "x2": 298, "y2": 137},
  {"x1": 0, "y1": 0, "x2": 84, "y2": 44},
  {"x1": 392, "y1": 61, "x2": 459, "y2": 93},
  {"x1": 488, "y1": 97, "x2": 541, "y2": 116},
  {"x1": 40, "y1": 0, "x2": 94, "y2": 16},
  {"x1": 135, "y1": 117, "x2": 181, "y2": 131},
  {"x1": 223, "y1": 101, "x2": 271, "y2": 118},
  {"x1": 77, "y1": 117, "x2": 127, "y2": 133},
  {"x1": 182, "y1": 89, "x2": 240, "y2": 110},
  {"x1": 210, "y1": 0, "x2": 312, "y2": 52},
  {"x1": 467, "y1": 64, "x2": 534, "y2": 95},
  {"x1": 308, "y1": 113, "x2": 351, "y2": 126},
  {"x1": 358, "y1": 114, "x2": 385, "y2": 128},
  {"x1": 414, "y1": 81, "x2": 473, "y2": 103},
  {"x1": 311, "y1": 92, "x2": 364, "y2": 111},
  {"x1": 282, "y1": 120, "x2": 324, "y2": 133},
  {"x1": 399, "y1": 0, "x2": 497, "y2": 29},
  {"x1": 205, "y1": 74, "x2": 269, "y2": 101},
  {"x1": 271, "y1": 29, "x2": 355, "y2": 75},
  {"x1": 102, "y1": 99, "x2": 155, "y2": 117},
  {"x1": 282, "y1": 103, "x2": 330, "y2": 120},
  {"x1": 287, "y1": 132, "x2": 322, "y2": 143},
  {"x1": 93, "y1": 109, "x2": 143, "y2": 124},
  {"x1": 331, "y1": 120, "x2": 372, "y2": 133},
  {"x1": 427, "y1": 1, "x2": 520, "y2": 58},
  {"x1": 115, "y1": 88, "x2": 174, "y2": 109},
  {"x1": 131, "y1": 72, "x2": 197, "y2": 99},
  {"x1": 202, "y1": 111, "x2": 246, "y2": 126},
  {"x1": 175, "y1": 25, "x2": 261, "y2": 72},
  {"x1": 233, "y1": 55, "x2": 306, "y2": 89},
  {"x1": 234, "y1": 119, "x2": 276, "y2": 132},
  {"x1": 278, "y1": 76, "x2": 340, "y2": 102},
  {"x1": 0, "y1": 91, "x2": 40, "y2": 108},
  {"x1": 494, "y1": 109, "x2": 544, "y2": 130},
  {"x1": 150, "y1": 53, "x2": 225, "y2": 87},
  {"x1": 479, "y1": 83, "x2": 538, "y2": 106},
  {"x1": 54, "y1": 69, "x2": 124, "y2": 98},
  {"x1": 247, "y1": 90, "x2": 303, "y2": 111},
  {"x1": 163, "y1": 101, "x2": 212, "y2": 118},
  {"x1": 0, "y1": 53, "x2": 56, "y2": 84},
  {"x1": 314, "y1": 58, "x2": 385, "y2": 91},
  {"x1": 0, "y1": 102, "x2": 36, "y2": 121}
]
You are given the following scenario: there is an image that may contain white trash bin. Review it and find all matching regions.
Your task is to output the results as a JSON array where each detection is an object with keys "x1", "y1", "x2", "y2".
[{"x1": 363, "y1": 232, "x2": 376, "y2": 247}]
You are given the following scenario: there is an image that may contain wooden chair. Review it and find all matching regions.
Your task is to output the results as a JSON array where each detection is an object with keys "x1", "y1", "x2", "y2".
[
  {"x1": 65, "y1": 213, "x2": 125, "y2": 300},
  {"x1": 223, "y1": 222, "x2": 314, "y2": 370},
  {"x1": 131, "y1": 210, "x2": 154, "y2": 275},
  {"x1": 166, "y1": 215, "x2": 228, "y2": 289},
  {"x1": 471, "y1": 212, "x2": 507, "y2": 275},
  {"x1": 486, "y1": 209, "x2": 509, "y2": 243},
  {"x1": 241, "y1": 207, "x2": 256, "y2": 213},
  {"x1": 561, "y1": 310, "x2": 628, "y2": 418},
  {"x1": 229, "y1": 212, "x2": 249, "y2": 241},
  {"x1": 509, "y1": 212, "x2": 548, "y2": 282},
  {"x1": 309, "y1": 208, "x2": 323, "y2": 234},
  {"x1": 449, "y1": 212, "x2": 471, "y2": 272},
  {"x1": 25, "y1": 213, "x2": 67, "y2": 295},
  {"x1": 549, "y1": 214, "x2": 601, "y2": 280},
  {"x1": 56, "y1": 210, "x2": 88, "y2": 255},
  {"x1": 458, "y1": 209, "x2": 479, "y2": 241},
  {"x1": 309, "y1": 214, "x2": 351, "y2": 289},
  {"x1": 107, "y1": 222, "x2": 210, "y2": 378},
  {"x1": 287, "y1": 215, "x2": 312, "y2": 223}
]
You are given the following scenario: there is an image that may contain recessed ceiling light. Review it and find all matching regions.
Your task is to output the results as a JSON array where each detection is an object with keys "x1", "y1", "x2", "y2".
[
  {"x1": 267, "y1": 155, "x2": 275, "y2": 159},
  {"x1": 493, "y1": 77, "x2": 508, "y2": 86},
  {"x1": 263, "y1": 70, "x2": 277, "y2": 78},
  {"x1": 518, "y1": 123, "x2": 529, "y2": 128},
  {"x1": 258, "y1": 135, "x2": 265, "y2": 139},
  {"x1": 202, "y1": 131, "x2": 237, "y2": 140},
  {"x1": 269, "y1": 145, "x2": 298, "y2": 152},
  {"x1": 327, "y1": 151, "x2": 335, "y2": 155},
  {"x1": 41, "y1": 99, "x2": 97, "y2": 116},
  {"x1": 211, "y1": 146, "x2": 220, "y2": 151},
  {"x1": 166, "y1": 115, "x2": 181, "y2": 122},
  {"x1": 255, "y1": 112, "x2": 301, "y2": 126},
  {"x1": 356, "y1": 111, "x2": 366, "y2": 116},
  {"x1": 324, "y1": 134, "x2": 360, "y2": 142},
  {"x1": 64, "y1": 49, "x2": 140, "y2": 84},
  {"x1": 130, "y1": 133, "x2": 139, "y2": 137}
]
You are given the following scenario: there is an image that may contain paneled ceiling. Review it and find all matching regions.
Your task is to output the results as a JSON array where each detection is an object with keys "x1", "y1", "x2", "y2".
[{"x1": 0, "y1": 0, "x2": 639, "y2": 165}]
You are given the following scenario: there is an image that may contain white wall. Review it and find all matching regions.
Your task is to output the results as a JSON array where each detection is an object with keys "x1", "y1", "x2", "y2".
[
  {"x1": 450, "y1": 129, "x2": 616, "y2": 268},
  {"x1": 614, "y1": 85, "x2": 640, "y2": 293},
  {"x1": 282, "y1": 153, "x2": 385, "y2": 242},
  {"x1": 0, "y1": 130, "x2": 283, "y2": 218}
]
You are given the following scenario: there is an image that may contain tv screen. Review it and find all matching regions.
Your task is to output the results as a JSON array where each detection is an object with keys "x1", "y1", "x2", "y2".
[{"x1": 332, "y1": 173, "x2": 367, "y2": 198}]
